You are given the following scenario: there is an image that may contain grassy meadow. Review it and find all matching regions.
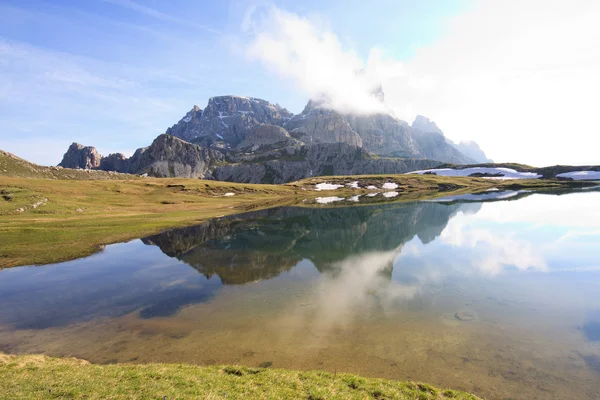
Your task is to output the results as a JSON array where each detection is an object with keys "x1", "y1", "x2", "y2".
[{"x1": 0, "y1": 353, "x2": 479, "y2": 400}]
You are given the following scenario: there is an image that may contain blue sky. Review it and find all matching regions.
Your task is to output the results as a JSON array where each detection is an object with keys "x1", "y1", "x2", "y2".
[
  {"x1": 0, "y1": 0, "x2": 468, "y2": 165},
  {"x1": 1, "y1": 0, "x2": 599, "y2": 167}
]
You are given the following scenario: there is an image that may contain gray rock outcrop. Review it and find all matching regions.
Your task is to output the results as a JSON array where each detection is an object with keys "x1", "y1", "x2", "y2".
[
  {"x1": 59, "y1": 143, "x2": 102, "y2": 169},
  {"x1": 64, "y1": 135, "x2": 224, "y2": 179},
  {"x1": 99, "y1": 153, "x2": 129, "y2": 173}
]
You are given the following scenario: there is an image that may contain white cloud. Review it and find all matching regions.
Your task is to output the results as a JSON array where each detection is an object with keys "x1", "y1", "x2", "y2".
[
  {"x1": 245, "y1": 6, "x2": 418, "y2": 115},
  {"x1": 440, "y1": 212, "x2": 547, "y2": 275},
  {"x1": 245, "y1": 1, "x2": 600, "y2": 165}
]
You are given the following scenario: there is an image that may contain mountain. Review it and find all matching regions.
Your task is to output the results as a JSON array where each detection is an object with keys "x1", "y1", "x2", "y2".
[
  {"x1": 411, "y1": 115, "x2": 493, "y2": 163},
  {"x1": 166, "y1": 94, "x2": 486, "y2": 165},
  {"x1": 59, "y1": 133, "x2": 439, "y2": 183},
  {"x1": 454, "y1": 140, "x2": 494, "y2": 163},
  {"x1": 282, "y1": 95, "x2": 478, "y2": 164},
  {"x1": 166, "y1": 96, "x2": 293, "y2": 148},
  {"x1": 55, "y1": 92, "x2": 494, "y2": 182}
]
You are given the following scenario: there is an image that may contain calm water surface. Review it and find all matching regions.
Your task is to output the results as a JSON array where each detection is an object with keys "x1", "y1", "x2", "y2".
[{"x1": 1, "y1": 189, "x2": 600, "y2": 399}]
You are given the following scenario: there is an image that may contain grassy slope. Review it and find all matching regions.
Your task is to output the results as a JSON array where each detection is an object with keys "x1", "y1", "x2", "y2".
[
  {"x1": 0, "y1": 353, "x2": 479, "y2": 400},
  {"x1": 0, "y1": 150, "x2": 138, "y2": 180}
]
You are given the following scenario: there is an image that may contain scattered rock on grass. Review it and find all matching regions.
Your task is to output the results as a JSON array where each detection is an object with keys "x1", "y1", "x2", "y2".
[{"x1": 31, "y1": 198, "x2": 48, "y2": 209}]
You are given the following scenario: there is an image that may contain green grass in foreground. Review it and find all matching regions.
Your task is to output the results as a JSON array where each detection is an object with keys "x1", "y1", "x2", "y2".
[{"x1": 0, "y1": 353, "x2": 479, "y2": 400}]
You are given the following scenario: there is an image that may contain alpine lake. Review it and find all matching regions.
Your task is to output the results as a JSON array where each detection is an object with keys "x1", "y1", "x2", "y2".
[{"x1": 1, "y1": 187, "x2": 600, "y2": 400}]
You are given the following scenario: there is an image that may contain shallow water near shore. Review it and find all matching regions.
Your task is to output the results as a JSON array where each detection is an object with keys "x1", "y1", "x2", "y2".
[{"x1": 1, "y1": 189, "x2": 600, "y2": 399}]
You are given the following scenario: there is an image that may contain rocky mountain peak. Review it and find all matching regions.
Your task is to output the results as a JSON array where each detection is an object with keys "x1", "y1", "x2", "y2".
[
  {"x1": 371, "y1": 84, "x2": 385, "y2": 102},
  {"x1": 456, "y1": 140, "x2": 494, "y2": 163},
  {"x1": 203, "y1": 96, "x2": 292, "y2": 119},
  {"x1": 166, "y1": 96, "x2": 294, "y2": 147},
  {"x1": 412, "y1": 115, "x2": 443, "y2": 134},
  {"x1": 58, "y1": 143, "x2": 102, "y2": 169}
]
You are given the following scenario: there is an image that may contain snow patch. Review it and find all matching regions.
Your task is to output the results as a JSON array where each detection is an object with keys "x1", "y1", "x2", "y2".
[
  {"x1": 182, "y1": 115, "x2": 192, "y2": 123},
  {"x1": 382, "y1": 182, "x2": 398, "y2": 189},
  {"x1": 347, "y1": 181, "x2": 360, "y2": 189},
  {"x1": 366, "y1": 185, "x2": 378, "y2": 190},
  {"x1": 556, "y1": 171, "x2": 600, "y2": 180},
  {"x1": 314, "y1": 183, "x2": 344, "y2": 191},
  {"x1": 367, "y1": 192, "x2": 379, "y2": 197},
  {"x1": 216, "y1": 134, "x2": 224, "y2": 140},
  {"x1": 383, "y1": 191, "x2": 399, "y2": 198},
  {"x1": 217, "y1": 111, "x2": 229, "y2": 128},
  {"x1": 409, "y1": 167, "x2": 541, "y2": 179},
  {"x1": 347, "y1": 195, "x2": 360, "y2": 202},
  {"x1": 315, "y1": 196, "x2": 344, "y2": 204},
  {"x1": 223, "y1": 192, "x2": 235, "y2": 197}
]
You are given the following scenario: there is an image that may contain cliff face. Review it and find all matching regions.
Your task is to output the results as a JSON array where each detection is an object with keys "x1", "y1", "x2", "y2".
[
  {"x1": 284, "y1": 106, "x2": 363, "y2": 148},
  {"x1": 344, "y1": 113, "x2": 419, "y2": 157},
  {"x1": 58, "y1": 143, "x2": 102, "y2": 169},
  {"x1": 125, "y1": 134, "x2": 224, "y2": 179}
]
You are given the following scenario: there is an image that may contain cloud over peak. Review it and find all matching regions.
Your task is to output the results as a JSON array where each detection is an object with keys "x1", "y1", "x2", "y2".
[{"x1": 244, "y1": 6, "x2": 427, "y2": 116}]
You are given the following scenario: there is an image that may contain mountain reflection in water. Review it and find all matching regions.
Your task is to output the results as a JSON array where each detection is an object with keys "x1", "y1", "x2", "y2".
[{"x1": 142, "y1": 201, "x2": 482, "y2": 285}]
